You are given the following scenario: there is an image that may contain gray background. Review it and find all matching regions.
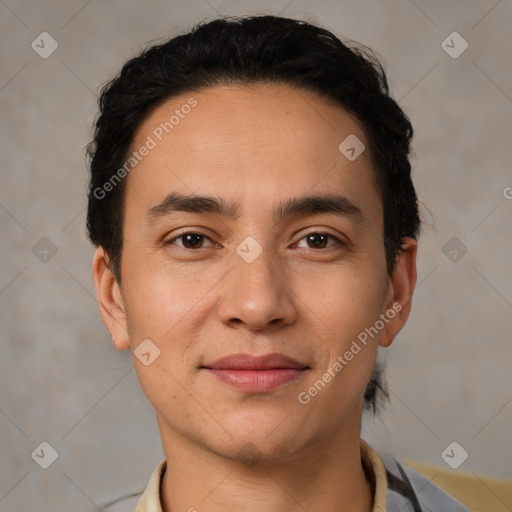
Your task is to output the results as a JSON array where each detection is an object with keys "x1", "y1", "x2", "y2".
[{"x1": 1, "y1": 0, "x2": 511, "y2": 510}]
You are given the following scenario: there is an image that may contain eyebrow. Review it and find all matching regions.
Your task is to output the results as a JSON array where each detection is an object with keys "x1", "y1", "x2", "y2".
[{"x1": 145, "y1": 192, "x2": 365, "y2": 226}]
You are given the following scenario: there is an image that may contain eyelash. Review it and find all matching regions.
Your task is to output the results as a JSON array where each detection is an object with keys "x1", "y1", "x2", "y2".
[{"x1": 165, "y1": 231, "x2": 344, "y2": 250}]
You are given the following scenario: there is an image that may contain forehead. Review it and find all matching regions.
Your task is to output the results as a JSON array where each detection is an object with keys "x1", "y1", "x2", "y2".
[{"x1": 125, "y1": 83, "x2": 382, "y2": 228}]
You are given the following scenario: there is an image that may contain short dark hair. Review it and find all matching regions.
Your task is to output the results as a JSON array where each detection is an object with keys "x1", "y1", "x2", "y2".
[{"x1": 86, "y1": 15, "x2": 420, "y2": 412}]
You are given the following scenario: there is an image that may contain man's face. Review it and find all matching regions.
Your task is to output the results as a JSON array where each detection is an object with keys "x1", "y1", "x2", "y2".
[{"x1": 97, "y1": 83, "x2": 414, "y2": 461}]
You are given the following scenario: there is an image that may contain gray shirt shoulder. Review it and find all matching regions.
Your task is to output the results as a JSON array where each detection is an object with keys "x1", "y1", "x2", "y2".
[{"x1": 380, "y1": 451, "x2": 470, "y2": 512}]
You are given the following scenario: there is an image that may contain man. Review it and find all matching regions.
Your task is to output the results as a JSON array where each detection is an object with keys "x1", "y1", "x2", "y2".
[{"x1": 88, "y1": 15, "x2": 469, "y2": 511}]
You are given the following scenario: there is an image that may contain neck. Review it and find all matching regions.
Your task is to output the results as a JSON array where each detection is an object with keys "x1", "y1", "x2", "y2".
[{"x1": 157, "y1": 417, "x2": 374, "y2": 512}]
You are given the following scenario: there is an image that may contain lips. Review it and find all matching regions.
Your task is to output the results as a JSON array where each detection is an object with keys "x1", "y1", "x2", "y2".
[
  {"x1": 202, "y1": 353, "x2": 309, "y2": 393},
  {"x1": 205, "y1": 352, "x2": 308, "y2": 370}
]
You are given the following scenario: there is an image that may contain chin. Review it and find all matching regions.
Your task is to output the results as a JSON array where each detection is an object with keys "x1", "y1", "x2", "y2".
[
  {"x1": 212, "y1": 415, "x2": 310, "y2": 463},
  {"x1": 214, "y1": 434, "x2": 301, "y2": 466}
]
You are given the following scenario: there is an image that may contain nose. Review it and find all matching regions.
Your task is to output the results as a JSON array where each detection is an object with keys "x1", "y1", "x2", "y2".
[{"x1": 216, "y1": 248, "x2": 297, "y2": 331}]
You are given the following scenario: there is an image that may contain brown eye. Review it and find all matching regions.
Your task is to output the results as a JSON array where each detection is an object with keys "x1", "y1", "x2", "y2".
[
  {"x1": 182, "y1": 233, "x2": 204, "y2": 248},
  {"x1": 295, "y1": 232, "x2": 342, "y2": 249},
  {"x1": 306, "y1": 233, "x2": 328, "y2": 248},
  {"x1": 167, "y1": 232, "x2": 213, "y2": 249}
]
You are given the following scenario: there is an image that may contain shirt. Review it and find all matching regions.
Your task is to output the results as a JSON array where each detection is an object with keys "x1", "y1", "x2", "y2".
[{"x1": 130, "y1": 439, "x2": 469, "y2": 511}]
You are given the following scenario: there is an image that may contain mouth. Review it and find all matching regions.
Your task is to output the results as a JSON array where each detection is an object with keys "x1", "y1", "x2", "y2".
[{"x1": 201, "y1": 353, "x2": 310, "y2": 393}]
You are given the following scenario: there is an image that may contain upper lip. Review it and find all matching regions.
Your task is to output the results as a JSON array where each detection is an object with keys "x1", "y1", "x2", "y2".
[{"x1": 203, "y1": 353, "x2": 309, "y2": 370}]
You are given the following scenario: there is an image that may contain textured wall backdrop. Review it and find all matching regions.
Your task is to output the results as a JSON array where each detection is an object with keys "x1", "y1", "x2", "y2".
[{"x1": 1, "y1": 0, "x2": 511, "y2": 510}]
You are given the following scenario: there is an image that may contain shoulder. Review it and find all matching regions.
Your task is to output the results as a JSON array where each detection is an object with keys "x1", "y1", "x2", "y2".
[{"x1": 379, "y1": 451, "x2": 471, "y2": 512}]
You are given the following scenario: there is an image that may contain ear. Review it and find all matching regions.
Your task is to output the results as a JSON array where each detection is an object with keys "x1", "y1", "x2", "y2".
[
  {"x1": 379, "y1": 237, "x2": 418, "y2": 348},
  {"x1": 92, "y1": 247, "x2": 130, "y2": 350}
]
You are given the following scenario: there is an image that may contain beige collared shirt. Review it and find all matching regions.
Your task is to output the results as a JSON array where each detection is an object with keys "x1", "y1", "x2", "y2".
[{"x1": 134, "y1": 438, "x2": 387, "y2": 512}]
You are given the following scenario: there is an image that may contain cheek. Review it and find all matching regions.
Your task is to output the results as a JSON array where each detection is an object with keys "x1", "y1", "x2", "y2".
[
  {"x1": 121, "y1": 263, "x2": 205, "y2": 420},
  {"x1": 297, "y1": 261, "x2": 387, "y2": 338},
  {"x1": 294, "y1": 260, "x2": 387, "y2": 407},
  {"x1": 121, "y1": 249, "x2": 213, "y2": 342},
  {"x1": 132, "y1": 356, "x2": 204, "y2": 442},
  {"x1": 295, "y1": 270, "x2": 384, "y2": 416}
]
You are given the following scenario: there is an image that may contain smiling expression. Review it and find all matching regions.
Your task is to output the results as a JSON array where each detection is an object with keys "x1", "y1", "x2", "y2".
[{"x1": 95, "y1": 82, "x2": 416, "y2": 461}]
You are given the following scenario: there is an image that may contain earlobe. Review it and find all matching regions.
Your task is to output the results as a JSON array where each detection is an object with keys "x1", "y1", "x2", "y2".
[
  {"x1": 92, "y1": 247, "x2": 130, "y2": 351},
  {"x1": 379, "y1": 237, "x2": 418, "y2": 348}
]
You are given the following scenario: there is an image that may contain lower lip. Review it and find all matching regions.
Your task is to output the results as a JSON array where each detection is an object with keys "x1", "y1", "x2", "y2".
[{"x1": 206, "y1": 368, "x2": 307, "y2": 393}]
